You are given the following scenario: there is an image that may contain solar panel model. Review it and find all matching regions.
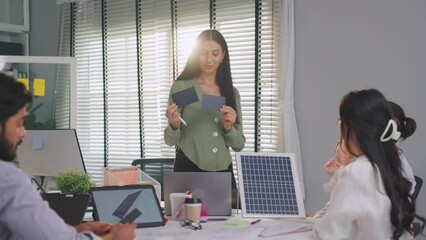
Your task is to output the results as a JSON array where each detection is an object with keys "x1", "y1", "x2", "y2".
[{"x1": 236, "y1": 152, "x2": 305, "y2": 218}]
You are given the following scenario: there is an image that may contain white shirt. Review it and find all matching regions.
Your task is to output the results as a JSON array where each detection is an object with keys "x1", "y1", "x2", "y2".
[{"x1": 313, "y1": 155, "x2": 413, "y2": 240}]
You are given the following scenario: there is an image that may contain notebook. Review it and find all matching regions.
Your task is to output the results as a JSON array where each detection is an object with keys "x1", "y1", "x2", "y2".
[
  {"x1": 163, "y1": 172, "x2": 232, "y2": 216},
  {"x1": 41, "y1": 193, "x2": 90, "y2": 226},
  {"x1": 89, "y1": 185, "x2": 166, "y2": 228}
]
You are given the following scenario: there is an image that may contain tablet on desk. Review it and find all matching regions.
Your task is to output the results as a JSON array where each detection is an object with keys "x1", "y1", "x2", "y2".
[{"x1": 90, "y1": 185, "x2": 166, "y2": 228}]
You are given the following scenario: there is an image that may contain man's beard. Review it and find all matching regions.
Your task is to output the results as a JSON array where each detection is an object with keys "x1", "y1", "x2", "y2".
[{"x1": 0, "y1": 133, "x2": 21, "y2": 162}]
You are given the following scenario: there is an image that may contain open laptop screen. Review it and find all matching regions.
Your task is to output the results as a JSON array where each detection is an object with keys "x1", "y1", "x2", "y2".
[{"x1": 90, "y1": 185, "x2": 165, "y2": 228}]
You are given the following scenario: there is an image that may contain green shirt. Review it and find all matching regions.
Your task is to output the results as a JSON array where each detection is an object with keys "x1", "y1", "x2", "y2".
[{"x1": 164, "y1": 79, "x2": 245, "y2": 171}]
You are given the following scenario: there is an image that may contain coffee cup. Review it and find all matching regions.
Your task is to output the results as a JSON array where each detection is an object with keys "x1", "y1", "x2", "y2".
[{"x1": 184, "y1": 198, "x2": 202, "y2": 222}]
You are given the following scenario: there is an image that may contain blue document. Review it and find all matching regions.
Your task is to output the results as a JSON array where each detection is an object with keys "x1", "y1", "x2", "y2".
[
  {"x1": 202, "y1": 95, "x2": 226, "y2": 111},
  {"x1": 171, "y1": 87, "x2": 199, "y2": 108}
]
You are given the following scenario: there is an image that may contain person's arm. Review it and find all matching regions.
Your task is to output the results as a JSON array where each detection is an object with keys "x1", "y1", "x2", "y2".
[
  {"x1": 0, "y1": 167, "x2": 94, "y2": 240},
  {"x1": 164, "y1": 82, "x2": 183, "y2": 146},
  {"x1": 222, "y1": 88, "x2": 245, "y2": 151},
  {"x1": 75, "y1": 222, "x2": 112, "y2": 236},
  {"x1": 312, "y1": 201, "x2": 331, "y2": 218},
  {"x1": 99, "y1": 223, "x2": 137, "y2": 240},
  {"x1": 313, "y1": 165, "x2": 362, "y2": 239},
  {"x1": 324, "y1": 158, "x2": 341, "y2": 176}
]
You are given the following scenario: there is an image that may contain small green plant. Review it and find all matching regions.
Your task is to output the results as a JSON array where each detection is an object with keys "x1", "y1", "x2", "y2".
[{"x1": 55, "y1": 169, "x2": 96, "y2": 195}]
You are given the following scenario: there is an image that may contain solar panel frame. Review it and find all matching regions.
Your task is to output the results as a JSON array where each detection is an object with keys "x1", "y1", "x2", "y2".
[{"x1": 236, "y1": 152, "x2": 306, "y2": 218}]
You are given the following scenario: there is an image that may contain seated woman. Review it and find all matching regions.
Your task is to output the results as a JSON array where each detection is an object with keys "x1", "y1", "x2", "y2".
[
  {"x1": 313, "y1": 89, "x2": 425, "y2": 239},
  {"x1": 314, "y1": 101, "x2": 418, "y2": 218}
]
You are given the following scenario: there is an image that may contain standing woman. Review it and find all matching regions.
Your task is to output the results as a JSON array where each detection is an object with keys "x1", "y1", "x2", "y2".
[{"x1": 164, "y1": 29, "x2": 245, "y2": 206}]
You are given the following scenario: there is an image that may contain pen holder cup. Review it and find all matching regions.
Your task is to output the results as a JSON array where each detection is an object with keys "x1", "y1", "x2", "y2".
[{"x1": 170, "y1": 193, "x2": 191, "y2": 221}]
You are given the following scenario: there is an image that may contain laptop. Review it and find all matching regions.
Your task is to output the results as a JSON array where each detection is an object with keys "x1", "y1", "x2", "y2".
[
  {"x1": 41, "y1": 193, "x2": 90, "y2": 226},
  {"x1": 163, "y1": 172, "x2": 232, "y2": 216},
  {"x1": 90, "y1": 185, "x2": 166, "y2": 228}
]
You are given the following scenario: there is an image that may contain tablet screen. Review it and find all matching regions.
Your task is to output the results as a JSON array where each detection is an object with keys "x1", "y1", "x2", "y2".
[{"x1": 90, "y1": 185, "x2": 165, "y2": 228}]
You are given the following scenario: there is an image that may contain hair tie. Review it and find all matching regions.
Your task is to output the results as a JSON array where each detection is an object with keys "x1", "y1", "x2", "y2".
[{"x1": 380, "y1": 119, "x2": 401, "y2": 142}]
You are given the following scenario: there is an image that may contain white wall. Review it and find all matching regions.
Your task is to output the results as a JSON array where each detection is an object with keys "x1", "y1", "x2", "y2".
[{"x1": 295, "y1": 0, "x2": 426, "y2": 230}]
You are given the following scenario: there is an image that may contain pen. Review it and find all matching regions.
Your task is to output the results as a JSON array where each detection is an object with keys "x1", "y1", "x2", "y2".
[
  {"x1": 250, "y1": 219, "x2": 261, "y2": 225},
  {"x1": 174, "y1": 190, "x2": 192, "y2": 219},
  {"x1": 179, "y1": 117, "x2": 187, "y2": 126}
]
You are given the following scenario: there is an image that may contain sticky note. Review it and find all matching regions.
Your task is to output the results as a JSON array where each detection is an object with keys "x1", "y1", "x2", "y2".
[
  {"x1": 223, "y1": 220, "x2": 249, "y2": 227},
  {"x1": 18, "y1": 78, "x2": 29, "y2": 90},
  {"x1": 33, "y1": 78, "x2": 46, "y2": 96},
  {"x1": 32, "y1": 134, "x2": 44, "y2": 150}
]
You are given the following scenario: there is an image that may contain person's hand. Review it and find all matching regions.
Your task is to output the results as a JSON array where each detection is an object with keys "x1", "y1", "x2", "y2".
[
  {"x1": 220, "y1": 106, "x2": 236, "y2": 133},
  {"x1": 102, "y1": 223, "x2": 137, "y2": 240},
  {"x1": 165, "y1": 103, "x2": 181, "y2": 130},
  {"x1": 75, "y1": 221, "x2": 112, "y2": 236},
  {"x1": 324, "y1": 158, "x2": 341, "y2": 176}
]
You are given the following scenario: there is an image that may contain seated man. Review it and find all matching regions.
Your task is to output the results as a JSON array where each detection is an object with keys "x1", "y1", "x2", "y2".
[{"x1": 0, "y1": 72, "x2": 136, "y2": 240}]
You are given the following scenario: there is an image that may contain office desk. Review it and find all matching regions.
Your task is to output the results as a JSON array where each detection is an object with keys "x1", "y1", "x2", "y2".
[{"x1": 136, "y1": 216, "x2": 316, "y2": 240}]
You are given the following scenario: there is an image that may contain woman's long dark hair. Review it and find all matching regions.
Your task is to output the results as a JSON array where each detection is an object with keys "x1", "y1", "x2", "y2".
[
  {"x1": 176, "y1": 29, "x2": 237, "y2": 115},
  {"x1": 388, "y1": 101, "x2": 417, "y2": 141},
  {"x1": 339, "y1": 89, "x2": 425, "y2": 239}
]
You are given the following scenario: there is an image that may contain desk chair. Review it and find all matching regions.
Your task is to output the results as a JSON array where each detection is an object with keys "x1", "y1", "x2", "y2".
[
  {"x1": 131, "y1": 158, "x2": 175, "y2": 201},
  {"x1": 412, "y1": 175, "x2": 423, "y2": 201}
]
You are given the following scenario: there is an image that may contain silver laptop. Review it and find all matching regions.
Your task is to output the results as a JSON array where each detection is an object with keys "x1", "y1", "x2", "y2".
[{"x1": 163, "y1": 172, "x2": 232, "y2": 216}]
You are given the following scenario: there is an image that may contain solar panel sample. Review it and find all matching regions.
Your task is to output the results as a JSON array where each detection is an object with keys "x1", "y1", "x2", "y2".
[
  {"x1": 113, "y1": 190, "x2": 142, "y2": 219},
  {"x1": 236, "y1": 152, "x2": 305, "y2": 218}
]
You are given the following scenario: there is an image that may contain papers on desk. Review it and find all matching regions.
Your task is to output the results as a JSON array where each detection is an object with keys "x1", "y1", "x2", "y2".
[
  {"x1": 203, "y1": 228, "x2": 264, "y2": 240},
  {"x1": 139, "y1": 232, "x2": 192, "y2": 240},
  {"x1": 257, "y1": 220, "x2": 313, "y2": 237},
  {"x1": 137, "y1": 218, "x2": 314, "y2": 240}
]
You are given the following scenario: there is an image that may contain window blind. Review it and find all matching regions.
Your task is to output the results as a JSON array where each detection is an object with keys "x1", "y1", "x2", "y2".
[
  {"x1": 55, "y1": 3, "x2": 72, "y2": 129},
  {"x1": 60, "y1": 0, "x2": 282, "y2": 184},
  {"x1": 102, "y1": 0, "x2": 140, "y2": 169},
  {"x1": 136, "y1": 0, "x2": 174, "y2": 158},
  {"x1": 72, "y1": 0, "x2": 105, "y2": 182}
]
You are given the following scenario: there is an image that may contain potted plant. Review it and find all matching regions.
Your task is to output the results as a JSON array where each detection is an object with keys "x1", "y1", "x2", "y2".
[{"x1": 55, "y1": 169, "x2": 96, "y2": 195}]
